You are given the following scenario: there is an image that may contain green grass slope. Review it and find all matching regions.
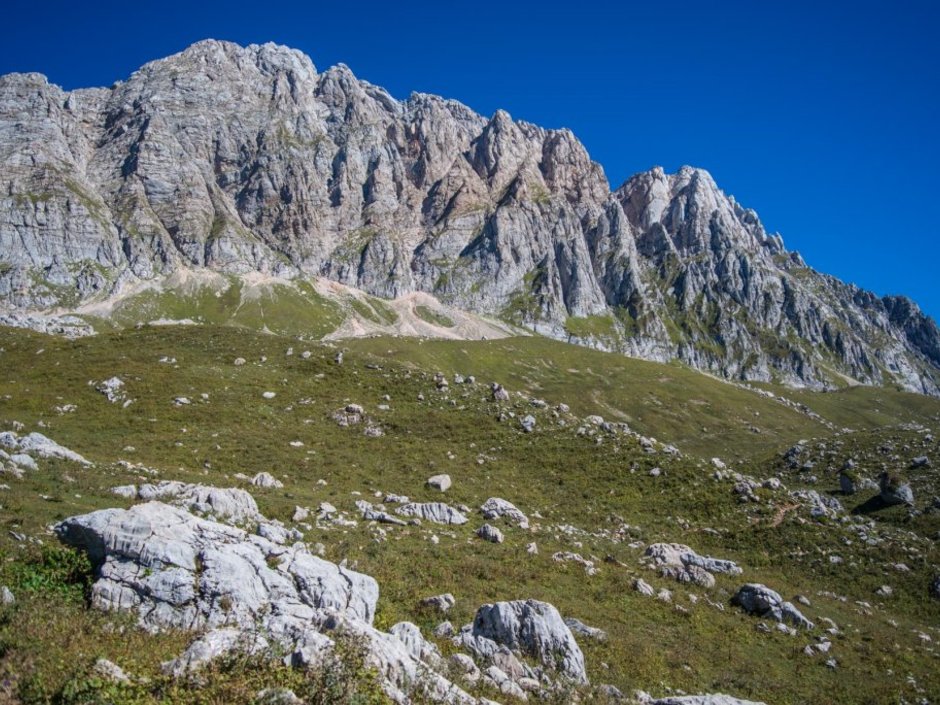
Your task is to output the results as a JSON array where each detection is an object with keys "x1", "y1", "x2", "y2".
[{"x1": 0, "y1": 325, "x2": 937, "y2": 704}]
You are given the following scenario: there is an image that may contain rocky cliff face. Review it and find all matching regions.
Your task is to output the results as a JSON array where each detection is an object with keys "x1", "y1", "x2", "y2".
[{"x1": 1, "y1": 39, "x2": 938, "y2": 394}]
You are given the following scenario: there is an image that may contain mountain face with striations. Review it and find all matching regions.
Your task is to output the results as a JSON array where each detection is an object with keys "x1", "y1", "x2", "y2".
[{"x1": 1, "y1": 39, "x2": 938, "y2": 394}]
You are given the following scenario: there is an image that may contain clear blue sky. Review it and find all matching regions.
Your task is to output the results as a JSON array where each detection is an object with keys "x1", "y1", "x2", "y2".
[{"x1": 2, "y1": 0, "x2": 938, "y2": 318}]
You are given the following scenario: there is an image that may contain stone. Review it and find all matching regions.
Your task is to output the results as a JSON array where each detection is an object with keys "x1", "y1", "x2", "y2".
[
  {"x1": 879, "y1": 472, "x2": 914, "y2": 506},
  {"x1": 9, "y1": 454, "x2": 38, "y2": 471},
  {"x1": 357, "y1": 500, "x2": 407, "y2": 525},
  {"x1": 163, "y1": 628, "x2": 270, "y2": 676},
  {"x1": 433, "y1": 621, "x2": 455, "y2": 638},
  {"x1": 96, "y1": 377, "x2": 126, "y2": 403},
  {"x1": 731, "y1": 584, "x2": 814, "y2": 630},
  {"x1": 564, "y1": 617, "x2": 607, "y2": 641},
  {"x1": 839, "y1": 472, "x2": 856, "y2": 495},
  {"x1": 233, "y1": 358, "x2": 246, "y2": 366},
  {"x1": 552, "y1": 551, "x2": 597, "y2": 575},
  {"x1": 396, "y1": 502, "x2": 468, "y2": 525},
  {"x1": 480, "y1": 497, "x2": 529, "y2": 528},
  {"x1": 255, "y1": 688, "x2": 303, "y2": 705},
  {"x1": 56, "y1": 502, "x2": 380, "y2": 628},
  {"x1": 262, "y1": 391, "x2": 277, "y2": 399},
  {"x1": 421, "y1": 593, "x2": 456, "y2": 612},
  {"x1": 651, "y1": 696, "x2": 767, "y2": 705},
  {"x1": 93, "y1": 658, "x2": 131, "y2": 684},
  {"x1": 251, "y1": 472, "x2": 283, "y2": 489},
  {"x1": 130, "y1": 481, "x2": 261, "y2": 524},
  {"x1": 427, "y1": 474, "x2": 452, "y2": 492},
  {"x1": 0, "y1": 431, "x2": 90, "y2": 465},
  {"x1": 468, "y1": 599, "x2": 588, "y2": 683},
  {"x1": 790, "y1": 489, "x2": 844, "y2": 518},
  {"x1": 644, "y1": 542, "x2": 741, "y2": 588},
  {"x1": 491, "y1": 384, "x2": 510, "y2": 402},
  {"x1": 389, "y1": 621, "x2": 442, "y2": 668},
  {"x1": 633, "y1": 578, "x2": 655, "y2": 597},
  {"x1": 1, "y1": 586, "x2": 14, "y2": 605},
  {"x1": 55, "y1": 500, "x2": 481, "y2": 703},
  {"x1": 477, "y1": 524, "x2": 504, "y2": 543}
]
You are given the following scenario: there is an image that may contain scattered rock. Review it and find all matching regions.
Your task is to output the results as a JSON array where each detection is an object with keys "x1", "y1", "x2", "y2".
[
  {"x1": 420, "y1": 593, "x2": 456, "y2": 613},
  {"x1": 633, "y1": 578, "x2": 655, "y2": 597},
  {"x1": 93, "y1": 658, "x2": 131, "y2": 684},
  {"x1": 491, "y1": 383, "x2": 510, "y2": 402},
  {"x1": 0, "y1": 431, "x2": 90, "y2": 465},
  {"x1": 427, "y1": 474, "x2": 452, "y2": 492},
  {"x1": 552, "y1": 551, "x2": 597, "y2": 575},
  {"x1": 564, "y1": 617, "x2": 607, "y2": 641},
  {"x1": 520, "y1": 415, "x2": 536, "y2": 433},
  {"x1": 644, "y1": 543, "x2": 741, "y2": 588},
  {"x1": 731, "y1": 584, "x2": 814, "y2": 629},
  {"x1": 480, "y1": 497, "x2": 529, "y2": 528},
  {"x1": 356, "y1": 500, "x2": 407, "y2": 526},
  {"x1": 464, "y1": 599, "x2": 588, "y2": 683},
  {"x1": 879, "y1": 472, "x2": 914, "y2": 507},
  {"x1": 651, "y1": 695, "x2": 767, "y2": 705},
  {"x1": 1, "y1": 586, "x2": 14, "y2": 605},
  {"x1": 396, "y1": 502, "x2": 468, "y2": 525},
  {"x1": 96, "y1": 377, "x2": 126, "y2": 403},
  {"x1": 477, "y1": 524, "x2": 504, "y2": 543},
  {"x1": 839, "y1": 472, "x2": 856, "y2": 495},
  {"x1": 121, "y1": 481, "x2": 262, "y2": 524},
  {"x1": 251, "y1": 472, "x2": 283, "y2": 489}
]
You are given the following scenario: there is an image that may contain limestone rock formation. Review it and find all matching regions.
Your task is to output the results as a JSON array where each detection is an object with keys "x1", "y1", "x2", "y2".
[{"x1": 1, "y1": 39, "x2": 938, "y2": 394}]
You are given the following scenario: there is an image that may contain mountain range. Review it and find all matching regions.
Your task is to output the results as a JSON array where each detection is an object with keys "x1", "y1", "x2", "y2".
[{"x1": 1, "y1": 39, "x2": 938, "y2": 394}]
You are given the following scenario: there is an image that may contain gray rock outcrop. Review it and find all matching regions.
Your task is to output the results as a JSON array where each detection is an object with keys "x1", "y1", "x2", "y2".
[
  {"x1": 1, "y1": 40, "x2": 937, "y2": 395},
  {"x1": 879, "y1": 472, "x2": 915, "y2": 506},
  {"x1": 480, "y1": 497, "x2": 529, "y2": 528},
  {"x1": 644, "y1": 542, "x2": 741, "y2": 587},
  {"x1": 731, "y1": 583, "x2": 814, "y2": 630},
  {"x1": 465, "y1": 599, "x2": 587, "y2": 684},
  {"x1": 396, "y1": 502, "x2": 468, "y2": 525},
  {"x1": 651, "y1": 696, "x2": 767, "y2": 705},
  {"x1": 0, "y1": 430, "x2": 90, "y2": 465},
  {"x1": 54, "y1": 500, "x2": 483, "y2": 704}
]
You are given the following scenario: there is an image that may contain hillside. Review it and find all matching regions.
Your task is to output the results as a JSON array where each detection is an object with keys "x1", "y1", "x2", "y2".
[
  {"x1": 1, "y1": 39, "x2": 938, "y2": 394},
  {"x1": 0, "y1": 324, "x2": 938, "y2": 704}
]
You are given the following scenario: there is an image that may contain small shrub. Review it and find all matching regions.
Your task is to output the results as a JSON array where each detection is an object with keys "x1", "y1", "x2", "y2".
[{"x1": 9, "y1": 545, "x2": 93, "y2": 603}]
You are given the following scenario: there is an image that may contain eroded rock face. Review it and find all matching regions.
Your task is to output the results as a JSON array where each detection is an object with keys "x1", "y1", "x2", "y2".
[
  {"x1": 468, "y1": 599, "x2": 587, "y2": 684},
  {"x1": 1, "y1": 40, "x2": 938, "y2": 395},
  {"x1": 480, "y1": 497, "x2": 529, "y2": 528},
  {"x1": 395, "y1": 502, "x2": 468, "y2": 525},
  {"x1": 120, "y1": 481, "x2": 262, "y2": 524},
  {"x1": 0, "y1": 430, "x2": 90, "y2": 465},
  {"x1": 731, "y1": 584, "x2": 814, "y2": 630},
  {"x1": 644, "y1": 542, "x2": 741, "y2": 588},
  {"x1": 651, "y1": 695, "x2": 767, "y2": 705},
  {"x1": 54, "y1": 500, "x2": 481, "y2": 704},
  {"x1": 55, "y1": 501, "x2": 378, "y2": 630}
]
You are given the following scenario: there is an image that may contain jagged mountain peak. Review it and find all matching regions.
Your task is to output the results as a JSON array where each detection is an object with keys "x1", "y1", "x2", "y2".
[{"x1": 0, "y1": 39, "x2": 937, "y2": 395}]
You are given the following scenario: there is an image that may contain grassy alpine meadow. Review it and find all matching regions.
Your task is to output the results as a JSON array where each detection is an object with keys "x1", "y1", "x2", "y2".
[{"x1": 0, "y1": 324, "x2": 938, "y2": 704}]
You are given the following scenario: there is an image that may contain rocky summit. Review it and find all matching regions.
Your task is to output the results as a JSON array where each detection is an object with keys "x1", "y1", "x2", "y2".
[{"x1": 1, "y1": 39, "x2": 938, "y2": 394}]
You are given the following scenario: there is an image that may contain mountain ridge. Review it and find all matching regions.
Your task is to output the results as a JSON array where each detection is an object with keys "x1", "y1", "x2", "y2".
[{"x1": 1, "y1": 39, "x2": 938, "y2": 394}]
